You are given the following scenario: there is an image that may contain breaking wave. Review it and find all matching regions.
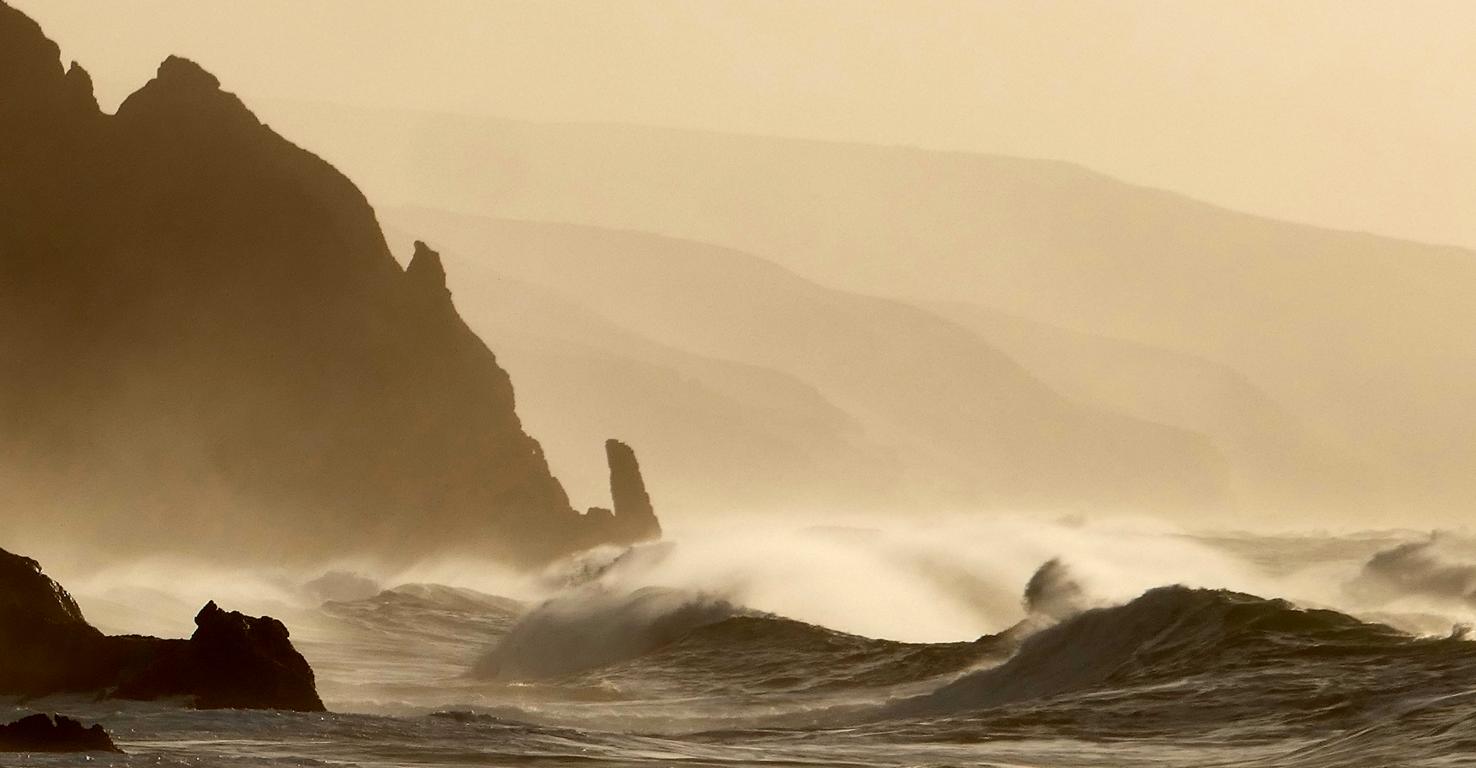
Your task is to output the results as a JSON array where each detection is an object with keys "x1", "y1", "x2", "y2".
[{"x1": 883, "y1": 583, "x2": 1476, "y2": 733}]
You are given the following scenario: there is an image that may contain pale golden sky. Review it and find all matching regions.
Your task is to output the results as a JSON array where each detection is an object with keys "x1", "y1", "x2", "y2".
[{"x1": 15, "y1": 0, "x2": 1475, "y2": 249}]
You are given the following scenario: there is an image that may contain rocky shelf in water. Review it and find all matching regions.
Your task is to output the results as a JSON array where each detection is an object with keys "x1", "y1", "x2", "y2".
[{"x1": 0, "y1": 713, "x2": 121, "y2": 754}]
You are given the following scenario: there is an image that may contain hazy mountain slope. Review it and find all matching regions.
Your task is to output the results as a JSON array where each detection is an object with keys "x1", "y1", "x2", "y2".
[
  {"x1": 0, "y1": 3, "x2": 656, "y2": 565},
  {"x1": 928, "y1": 302, "x2": 1378, "y2": 515},
  {"x1": 386, "y1": 209, "x2": 1235, "y2": 521},
  {"x1": 375, "y1": 227, "x2": 900, "y2": 517},
  {"x1": 264, "y1": 105, "x2": 1473, "y2": 522}
]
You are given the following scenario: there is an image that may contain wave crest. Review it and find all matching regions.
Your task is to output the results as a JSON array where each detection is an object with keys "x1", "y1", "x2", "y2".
[
  {"x1": 472, "y1": 587, "x2": 740, "y2": 680},
  {"x1": 889, "y1": 585, "x2": 1427, "y2": 718}
]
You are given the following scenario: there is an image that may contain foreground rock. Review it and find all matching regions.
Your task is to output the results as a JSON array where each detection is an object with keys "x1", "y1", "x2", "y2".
[
  {"x1": 0, "y1": 546, "x2": 324, "y2": 711},
  {"x1": 116, "y1": 602, "x2": 324, "y2": 711},
  {"x1": 0, "y1": 714, "x2": 120, "y2": 753}
]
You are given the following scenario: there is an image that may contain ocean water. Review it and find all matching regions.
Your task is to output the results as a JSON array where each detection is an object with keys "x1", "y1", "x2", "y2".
[{"x1": 7, "y1": 523, "x2": 1476, "y2": 767}]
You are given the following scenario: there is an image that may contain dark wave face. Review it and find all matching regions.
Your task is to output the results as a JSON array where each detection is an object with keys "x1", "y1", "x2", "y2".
[
  {"x1": 887, "y1": 585, "x2": 1476, "y2": 727},
  {"x1": 827, "y1": 585, "x2": 1476, "y2": 768},
  {"x1": 1021, "y1": 557, "x2": 1087, "y2": 620},
  {"x1": 566, "y1": 613, "x2": 1000, "y2": 700},
  {"x1": 471, "y1": 587, "x2": 742, "y2": 681},
  {"x1": 468, "y1": 557, "x2": 1079, "y2": 702}
]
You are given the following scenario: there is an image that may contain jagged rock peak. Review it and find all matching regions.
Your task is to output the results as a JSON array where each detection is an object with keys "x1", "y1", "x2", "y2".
[
  {"x1": 0, "y1": 0, "x2": 60, "y2": 75},
  {"x1": 195, "y1": 599, "x2": 291, "y2": 642},
  {"x1": 406, "y1": 240, "x2": 450, "y2": 294},
  {"x1": 0, "y1": 1, "x2": 74, "y2": 109},
  {"x1": 181, "y1": 600, "x2": 322, "y2": 711},
  {"x1": 115, "y1": 53, "x2": 258, "y2": 130},
  {"x1": 62, "y1": 61, "x2": 97, "y2": 108},
  {"x1": 606, "y1": 439, "x2": 662, "y2": 542},
  {"x1": 156, "y1": 55, "x2": 221, "y2": 91}
]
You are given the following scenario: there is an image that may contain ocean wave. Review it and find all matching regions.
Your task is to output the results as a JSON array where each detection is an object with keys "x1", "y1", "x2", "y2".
[
  {"x1": 885, "y1": 583, "x2": 1476, "y2": 724},
  {"x1": 321, "y1": 583, "x2": 525, "y2": 638},
  {"x1": 1022, "y1": 557, "x2": 1088, "y2": 621},
  {"x1": 471, "y1": 556, "x2": 1095, "y2": 691},
  {"x1": 579, "y1": 613, "x2": 1000, "y2": 698},
  {"x1": 471, "y1": 586, "x2": 742, "y2": 680},
  {"x1": 304, "y1": 583, "x2": 528, "y2": 709},
  {"x1": 1347, "y1": 533, "x2": 1476, "y2": 608}
]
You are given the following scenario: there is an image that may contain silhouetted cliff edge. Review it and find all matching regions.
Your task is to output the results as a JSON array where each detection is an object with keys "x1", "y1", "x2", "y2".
[{"x1": 0, "y1": 2, "x2": 658, "y2": 564}]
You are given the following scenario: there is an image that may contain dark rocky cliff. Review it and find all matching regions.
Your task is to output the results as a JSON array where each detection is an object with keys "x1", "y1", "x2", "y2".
[{"x1": 0, "y1": 2, "x2": 658, "y2": 564}]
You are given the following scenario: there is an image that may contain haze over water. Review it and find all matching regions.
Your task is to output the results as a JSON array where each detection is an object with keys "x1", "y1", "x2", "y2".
[{"x1": 4, "y1": 2, "x2": 1475, "y2": 766}]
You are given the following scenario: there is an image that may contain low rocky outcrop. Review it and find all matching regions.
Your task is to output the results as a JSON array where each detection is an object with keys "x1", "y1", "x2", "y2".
[
  {"x1": 0, "y1": 546, "x2": 324, "y2": 711},
  {"x1": 115, "y1": 602, "x2": 324, "y2": 711},
  {"x1": 0, "y1": 713, "x2": 121, "y2": 753}
]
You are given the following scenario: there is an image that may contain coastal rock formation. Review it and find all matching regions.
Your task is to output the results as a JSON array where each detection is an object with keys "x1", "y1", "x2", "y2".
[
  {"x1": 113, "y1": 602, "x2": 324, "y2": 711},
  {"x1": 0, "y1": 546, "x2": 324, "y2": 711},
  {"x1": 406, "y1": 240, "x2": 453, "y2": 299},
  {"x1": 0, "y1": 1, "x2": 658, "y2": 564},
  {"x1": 0, "y1": 546, "x2": 118, "y2": 695},
  {"x1": 0, "y1": 546, "x2": 87, "y2": 626},
  {"x1": 0, "y1": 714, "x2": 121, "y2": 754},
  {"x1": 602, "y1": 439, "x2": 663, "y2": 544}
]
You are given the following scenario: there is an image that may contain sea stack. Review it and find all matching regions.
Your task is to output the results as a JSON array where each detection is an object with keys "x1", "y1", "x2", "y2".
[{"x1": 606, "y1": 439, "x2": 663, "y2": 543}]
